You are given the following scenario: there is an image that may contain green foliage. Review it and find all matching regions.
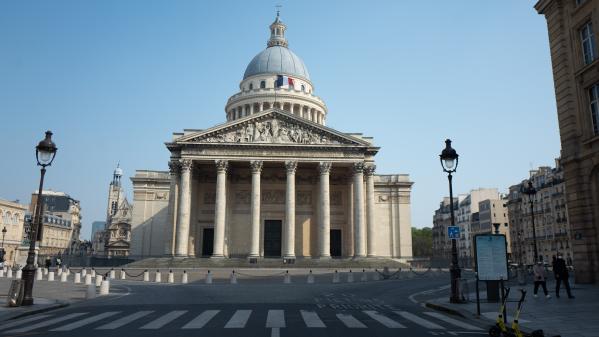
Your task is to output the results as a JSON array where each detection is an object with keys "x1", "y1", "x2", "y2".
[{"x1": 412, "y1": 227, "x2": 432, "y2": 257}]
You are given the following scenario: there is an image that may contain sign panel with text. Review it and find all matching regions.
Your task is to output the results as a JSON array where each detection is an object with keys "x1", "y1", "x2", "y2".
[{"x1": 474, "y1": 234, "x2": 508, "y2": 281}]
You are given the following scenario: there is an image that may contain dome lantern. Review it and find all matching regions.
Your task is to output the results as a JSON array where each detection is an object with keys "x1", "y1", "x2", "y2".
[{"x1": 267, "y1": 12, "x2": 288, "y2": 48}]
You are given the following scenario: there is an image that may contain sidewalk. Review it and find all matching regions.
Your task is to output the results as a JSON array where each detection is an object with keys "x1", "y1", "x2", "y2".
[
  {"x1": 0, "y1": 277, "x2": 88, "y2": 322},
  {"x1": 426, "y1": 280, "x2": 599, "y2": 337}
]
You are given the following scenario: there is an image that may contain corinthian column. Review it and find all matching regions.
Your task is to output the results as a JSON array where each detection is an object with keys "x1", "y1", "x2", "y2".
[
  {"x1": 353, "y1": 162, "x2": 366, "y2": 258},
  {"x1": 212, "y1": 160, "x2": 229, "y2": 258},
  {"x1": 249, "y1": 160, "x2": 263, "y2": 259},
  {"x1": 175, "y1": 159, "x2": 192, "y2": 257},
  {"x1": 318, "y1": 162, "x2": 332, "y2": 258},
  {"x1": 166, "y1": 161, "x2": 180, "y2": 256},
  {"x1": 364, "y1": 164, "x2": 376, "y2": 257},
  {"x1": 284, "y1": 161, "x2": 298, "y2": 260}
]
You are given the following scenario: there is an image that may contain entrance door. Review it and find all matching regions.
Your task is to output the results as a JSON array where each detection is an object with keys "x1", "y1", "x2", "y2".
[
  {"x1": 202, "y1": 228, "x2": 214, "y2": 257},
  {"x1": 263, "y1": 220, "x2": 282, "y2": 257},
  {"x1": 330, "y1": 229, "x2": 342, "y2": 257}
]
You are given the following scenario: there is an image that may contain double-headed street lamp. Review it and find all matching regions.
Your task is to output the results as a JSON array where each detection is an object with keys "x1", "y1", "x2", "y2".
[
  {"x1": 520, "y1": 180, "x2": 539, "y2": 263},
  {"x1": 439, "y1": 139, "x2": 462, "y2": 304},
  {"x1": 21, "y1": 131, "x2": 57, "y2": 306}
]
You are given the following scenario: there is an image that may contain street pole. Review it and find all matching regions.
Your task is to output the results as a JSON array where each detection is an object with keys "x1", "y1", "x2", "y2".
[
  {"x1": 529, "y1": 196, "x2": 539, "y2": 263},
  {"x1": 447, "y1": 172, "x2": 462, "y2": 303},
  {"x1": 1, "y1": 227, "x2": 6, "y2": 248}
]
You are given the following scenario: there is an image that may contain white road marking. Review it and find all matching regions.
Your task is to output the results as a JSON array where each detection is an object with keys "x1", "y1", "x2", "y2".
[
  {"x1": 395, "y1": 311, "x2": 445, "y2": 329},
  {"x1": 140, "y1": 310, "x2": 187, "y2": 329},
  {"x1": 225, "y1": 310, "x2": 252, "y2": 328},
  {"x1": 363, "y1": 310, "x2": 405, "y2": 328},
  {"x1": 300, "y1": 310, "x2": 326, "y2": 328},
  {"x1": 423, "y1": 312, "x2": 483, "y2": 331},
  {"x1": 50, "y1": 311, "x2": 120, "y2": 331},
  {"x1": 271, "y1": 327, "x2": 280, "y2": 337},
  {"x1": 336, "y1": 313, "x2": 367, "y2": 328},
  {"x1": 181, "y1": 310, "x2": 219, "y2": 329},
  {"x1": 6, "y1": 313, "x2": 87, "y2": 333},
  {"x1": 266, "y1": 310, "x2": 286, "y2": 328},
  {"x1": 96, "y1": 310, "x2": 154, "y2": 329},
  {"x1": 0, "y1": 314, "x2": 53, "y2": 329}
]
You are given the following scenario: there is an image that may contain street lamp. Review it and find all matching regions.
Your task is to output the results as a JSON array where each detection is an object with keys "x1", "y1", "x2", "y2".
[
  {"x1": 520, "y1": 180, "x2": 539, "y2": 264},
  {"x1": 21, "y1": 131, "x2": 57, "y2": 306},
  {"x1": 439, "y1": 139, "x2": 462, "y2": 303},
  {"x1": 1, "y1": 227, "x2": 6, "y2": 248}
]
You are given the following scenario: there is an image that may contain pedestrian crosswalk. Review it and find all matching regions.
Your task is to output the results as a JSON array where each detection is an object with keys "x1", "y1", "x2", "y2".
[{"x1": 0, "y1": 308, "x2": 484, "y2": 333}]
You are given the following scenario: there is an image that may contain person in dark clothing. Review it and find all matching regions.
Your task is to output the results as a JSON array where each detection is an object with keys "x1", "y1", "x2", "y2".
[
  {"x1": 554, "y1": 253, "x2": 574, "y2": 299},
  {"x1": 44, "y1": 257, "x2": 51, "y2": 269}
]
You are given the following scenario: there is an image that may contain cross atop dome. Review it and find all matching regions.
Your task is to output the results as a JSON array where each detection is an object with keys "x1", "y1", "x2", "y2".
[{"x1": 268, "y1": 10, "x2": 288, "y2": 48}]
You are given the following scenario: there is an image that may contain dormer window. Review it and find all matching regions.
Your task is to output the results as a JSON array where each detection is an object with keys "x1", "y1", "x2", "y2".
[
  {"x1": 249, "y1": 83, "x2": 253, "y2": 90},
  {"x1": 260, "y1": 80, "x2": 266, "y2": 89},
  {"x1": 301, "y1": 84, "x2": 305, "y2": 92}
]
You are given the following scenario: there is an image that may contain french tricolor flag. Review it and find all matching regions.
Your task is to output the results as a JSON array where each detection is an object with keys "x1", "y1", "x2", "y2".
[{"x1": 276, "y1": 75, "x2": 295, "y2": 88}]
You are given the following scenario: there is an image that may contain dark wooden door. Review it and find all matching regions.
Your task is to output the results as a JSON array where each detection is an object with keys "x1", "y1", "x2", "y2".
[
  {"x1": 330, "y1": 229, "x2": 342, "y2": 257},
  {"x1": 264, "y1": 220, "x2": 282, "y2": 257},
  {"x1": 202, "y1": 228, "x2": 214, "y2": 257}
]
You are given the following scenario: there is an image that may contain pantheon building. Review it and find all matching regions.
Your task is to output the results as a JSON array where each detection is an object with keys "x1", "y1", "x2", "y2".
[{"x1": 130, "y1": 15, "x2": 414, "y2": 262}]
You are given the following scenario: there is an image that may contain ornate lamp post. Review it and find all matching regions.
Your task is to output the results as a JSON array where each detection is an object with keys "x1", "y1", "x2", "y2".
[
  {"x1": 1, "y1": 227, "x2": 6, "y2": 248},
  {"x1": 439, "y1": 139, "x2": 462, "y2": 303},
  {"x1": 520, "y1": 180, "x2": 539, "y2": 263},
  {"x1": 21, "y1": 131, "x2": 57, "y2": 306}
]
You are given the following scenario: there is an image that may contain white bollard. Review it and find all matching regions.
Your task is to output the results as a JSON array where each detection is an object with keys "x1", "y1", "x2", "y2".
[
  {"x1": 373, "y1": 269, "x2": 380, "y2": 281},
  {"x1": 57, "y1": 268, "x2": 62, "y2": 276},
  {"x1": 0, "y1": 269, "x2": 5, "y2": 278},
  {"x1": 109, "y1": 269, "x2": 115, "y2": 280},
  {"x1": 7, "y1": 269, "x2": 13, "y2": 278},
  {"x1": 91, "y1": 269, "x2": 96, "y2": 278},
  {"x1": 99, "y1": 280, "x2": 110, "y2": 295},
  {"x1": 85, "y1": 274, "x2": 92, "y2": 285},
  {"x1": 81, "y1": 268, "x2": 87, "y2": 277},
  {"x1": 143, "y1": 270, "x2": 149, "y2": 282},
  {"x1": 120, "y1": 269, "x2": 126, "y2": 280},
  {"x1": 48, "y1": 271, "x2": 55, "y2": 281},
  {"x1": 95, "y1": 275, "x2": 103, "y2": 287},
  {"x1": 86, "y1": 284, "x2": 96, "y2": 299},
  {"x1": 307, "y1": 270, "x2": 314, "y2": 284},
  {"x1": 66, "y1": 268, "x2": 70, "y2": 276},
  {"x1": 155, "y1": 270, "x2": 161, "y2": 283},
  {"x1": 74, "y1": 272, "x2": 81, "y2": 284},
  {"x1": 347, "y1": 270, "x2": 354, "y2": 283},
  {"x1": 60, "y1": 271, "x2": 68, "y2": 282},
  {"x1": 181, "y1": 270, "x2": 188, "y2": 284},
  {"x1": 361, "y1": 269, "x2": 368, "y2": 282},
  {"x1": 230, "y1": 270, "x2": 237, "y2": 284},
  {"x1": 43, "y1": 268, "x2": 48, "y2": 275},
  {"x1": 205, "y1": 270, "x2": 213, "y2": 284},
  {"x1": 16, "y1": 269, "x2": 22, "y2": 279},
  {"x1": 332, "y1": 270, "x2": 340, "y2": 283},
  {"x1": 168, "y1": 270, "x2": 174, "y2": 284},
  {"x1": 36, "y1": 269, "x2": 43, "y2": 281},
  {"x1": 283, "y1": 270, "x2": 291, "y2": 284}
]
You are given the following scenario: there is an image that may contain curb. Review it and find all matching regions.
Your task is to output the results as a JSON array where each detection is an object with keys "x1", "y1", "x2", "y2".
[
  {"x1": 0, "y1": 301, "x2": 70, "y2": 322},
  {"x1": 424, "y1": 302, "x2": 467, "y2": 318}
]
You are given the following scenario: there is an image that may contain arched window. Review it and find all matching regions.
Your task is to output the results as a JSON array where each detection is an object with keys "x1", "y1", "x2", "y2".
[
  {"x1": 249, "y1": 83, "x2": 253, "y2": 90},
  {"x1": 301, "y1": 84, "x2": 305, "y2": 92},
  {"x1": 260, "y1": 80, "x2": 266, "y2": 89}
]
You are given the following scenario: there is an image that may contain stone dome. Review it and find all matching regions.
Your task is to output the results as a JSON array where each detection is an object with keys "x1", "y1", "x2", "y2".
[{"x1": 243, "y1": 46, "x2": 310, "y2": 81}]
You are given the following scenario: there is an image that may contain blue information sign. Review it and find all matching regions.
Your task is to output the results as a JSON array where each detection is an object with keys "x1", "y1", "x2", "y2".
[{"x1": 448, "y1": 226, "x2": 460, "y2": 239}]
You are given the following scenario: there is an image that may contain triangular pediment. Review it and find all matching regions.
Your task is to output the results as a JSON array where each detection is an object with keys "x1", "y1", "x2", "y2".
[{"x1": 174, "y1": 109, "x2": 372, "y2": 147}]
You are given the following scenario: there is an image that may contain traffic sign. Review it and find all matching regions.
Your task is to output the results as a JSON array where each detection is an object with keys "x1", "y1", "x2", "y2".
[{"x1": 448, "y1": 226, "x2": 460, "y2": 239}]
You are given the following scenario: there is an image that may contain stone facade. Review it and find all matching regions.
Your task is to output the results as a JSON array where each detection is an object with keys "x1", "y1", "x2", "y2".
[
  {"x1": 0, "y1": 199, "x2": 27, "y2": 267},
  {"x1": 129, "y1": 15, "x2": 414, "y2": 261},
  {"x1": 506, "y1": 159, "x2": 572, "y2": 266},
  {"x1": 535, "y1": 0, "x2": 599, "y2": 282}
]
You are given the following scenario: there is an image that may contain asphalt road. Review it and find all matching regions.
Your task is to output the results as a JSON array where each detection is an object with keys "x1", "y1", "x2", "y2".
[{"x1": 0, "y1": 272, "x2": 489, "y2": 337}]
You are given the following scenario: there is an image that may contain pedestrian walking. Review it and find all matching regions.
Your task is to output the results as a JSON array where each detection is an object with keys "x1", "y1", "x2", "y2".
[
  {"x1": 554, "y1": 253, "x2": 574, "y2": 299},
  {"x1": 532, "y1": 260, "x2": 550, "y2": 298}
]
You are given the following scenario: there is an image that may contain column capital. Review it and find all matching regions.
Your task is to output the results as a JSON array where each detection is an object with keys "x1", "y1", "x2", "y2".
[
  {"x1": 353, "y1": 161, "x2": 365, "y2": 174},
  {"x1": 318, "y1": 161, "x2": 332, "y2": 175},
  {"x1": 168, "y1": 161, "x2": 181, "y2": 175},
  {"x1": 250, "y1": 160, "x2": 263, "y2": 174},
  {"x1": 180, "y1": 159, "x2": 193, "y2": 172},
  {"x1": 215, "y1": 160, "x2": 229, "y2": 173},
  {"x1": 285, "y1": 160, "x2": 298, "y2": 174},
  {"x1": 364, "y1": 164, "x2": 376, "y2": 176}
]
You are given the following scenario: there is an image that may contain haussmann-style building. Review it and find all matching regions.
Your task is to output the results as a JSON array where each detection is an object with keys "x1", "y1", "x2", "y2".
[{"x1": 130, "y1": 15, "x2": 414, "y2": 262}]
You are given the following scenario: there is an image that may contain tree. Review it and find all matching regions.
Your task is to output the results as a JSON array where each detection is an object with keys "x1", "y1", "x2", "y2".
[{"x1": 412, "y1": 227, "x2": 432, "y2": 258}]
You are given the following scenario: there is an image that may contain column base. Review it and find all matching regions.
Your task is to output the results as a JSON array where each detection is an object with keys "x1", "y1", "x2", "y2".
[
  {"x1": 210, "y1": 254, "x2": 225, "y2": 259},
  {"x1": 353, "y1": 255, "x2": 366, "y2": 259},
  {"x1": 283, "y1": 256, "x2": 296, "y2": 264},
  {"x1": 367, "y1": 254, "x2": 377, "y2": 258},
  {"x1": 316, "y1": 255, "x2": 331, "y2": 260},
  {"x1": 247, "y1": 255, "x2": 259, "y2": 264},
  {"x1": 174, "y1": 254, "x2": 188, "y2": 258}
]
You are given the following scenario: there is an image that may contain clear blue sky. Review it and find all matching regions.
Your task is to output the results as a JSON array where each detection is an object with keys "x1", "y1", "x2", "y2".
[{"x1": 0, "y1": 1, "x2": 558, "y2": 241}]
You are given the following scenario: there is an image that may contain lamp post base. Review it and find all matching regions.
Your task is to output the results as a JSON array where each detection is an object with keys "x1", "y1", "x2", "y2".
[
  {"x1": 21, "y1": 264, "x2": 37, "y2": 306},
  {"x1": 449, "y1": 264, "x2": 463, "y2": 304}
]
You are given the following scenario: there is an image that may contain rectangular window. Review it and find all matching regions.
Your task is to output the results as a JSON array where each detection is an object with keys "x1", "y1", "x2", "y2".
[
  {"x1": 589, "y1": 84, "x2": 599, "y2": 135},
  {"x1": 581, "y1": 22, "x2": 596, "y2": 65}
]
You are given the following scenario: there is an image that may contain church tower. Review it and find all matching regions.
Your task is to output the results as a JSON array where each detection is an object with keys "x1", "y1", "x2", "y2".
[{"x1": 106, "y1": 164, "x2": 124, "y2": 221}]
